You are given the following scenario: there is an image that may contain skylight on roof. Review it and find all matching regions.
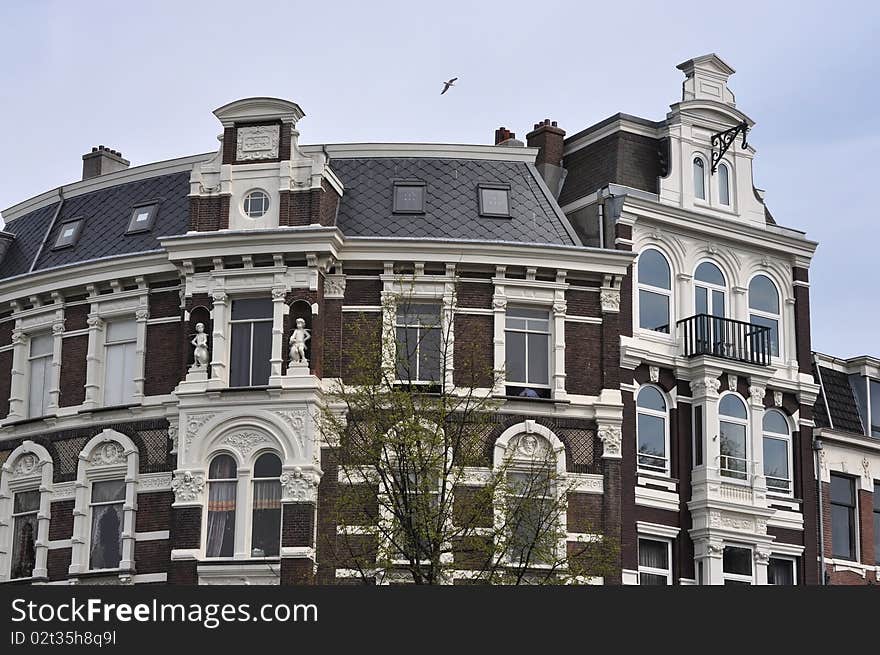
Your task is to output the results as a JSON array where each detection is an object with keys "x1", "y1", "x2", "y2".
[
  {"x1": 393, "y1": 181, "x2": 426, "y2": 214},
  {"x1": 53, "y1": 218, "x2": 84, "y2": 249},
  {"x1": 126, "y1": 203, "x2": 158, "y2": 234},
  {"x1": 479, "y1": 184, "x2": 510, "y2": 217}
]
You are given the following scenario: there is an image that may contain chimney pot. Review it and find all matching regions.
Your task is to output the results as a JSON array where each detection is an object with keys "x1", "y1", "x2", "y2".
[{"x1": 81, "y1": 144, "x2": 130, "y2": 180}]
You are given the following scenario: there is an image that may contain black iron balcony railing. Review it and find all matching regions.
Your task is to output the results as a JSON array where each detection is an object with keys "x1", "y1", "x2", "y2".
[{"x1": 677, "y1": 314, "x2": 772, "y2": 367}]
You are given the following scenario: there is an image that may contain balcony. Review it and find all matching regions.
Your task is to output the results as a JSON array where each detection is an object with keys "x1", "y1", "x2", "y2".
[{"x1": 677, "y1": 314, "x2": 772, "y2": 367}]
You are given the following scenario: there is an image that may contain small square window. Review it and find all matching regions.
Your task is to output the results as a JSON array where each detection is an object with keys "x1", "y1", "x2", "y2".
[
  {"x1": 393, "y1": 182, "x2": 426, "y2": 214},
  {"x1": 53, "y1": 218, "x2": 84, "y2": 249},
  {"x1": 126, "y1": 203, "x2": 158, "y2": 234},
  {"x1": 479, "y1": 184, "x2": 510, "y2": 217}
]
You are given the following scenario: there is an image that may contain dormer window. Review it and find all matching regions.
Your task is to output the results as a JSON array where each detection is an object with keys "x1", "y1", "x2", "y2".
[
  {"x1": 126, "y1": 203, "x2": 158, "y2": 234},
  {"x1": 52, "y1": 218, "x2": 84, "y2": 249},
  {"x1": 479, "y1": 184, "x2": 510, "y2": 217},
  {"x1": 693, "y1": 157, "x2": 706, "y2": 200},
  {"x1": 392, "y1": 181, "x2": 425, "y2": 214}
]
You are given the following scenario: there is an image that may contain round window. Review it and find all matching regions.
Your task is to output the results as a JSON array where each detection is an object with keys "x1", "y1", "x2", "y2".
[{"x1": 243, "y1": 190, "x2": 270, "y2": 218}]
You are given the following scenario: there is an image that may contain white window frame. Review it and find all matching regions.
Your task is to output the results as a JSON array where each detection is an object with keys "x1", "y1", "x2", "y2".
[
  {"x1": 69, "y1": 430, "x2": 139, "y2": 576},
  {"x1": 718, "y1": 392, "x2": 749, "y2": 481},
  {"x1": 767, "y1": 554, "x2": 798, "y2": 585},
  {"x1": 504, "y1": 306, "x2": 552, "y2": 394},
  {"x1": 102, "y1": 319, "x2": 138, "y2": 407},
  {"x1": 393, "y1": 301, "x2": 443, "y2": 385},
  {"x1": 637, "y1": 536, "x2": 672, "y2": 585},
  {"x1": 693, "y1": 155, "x2": 708, "y2": 202},
  {"x1": 635, "y1": 247, "x2": 673, "y2": 335},
  {"x1": 636, "y1": 384, "x2": 670, "y2": 476},
  {"x1": 748, "y1": 273, "x2": 782, "y2": 360},
  {"x1": 693, "y1": 260, "x2": 727, "y2": 319},
  {"x1": 0, "y1": 442, "x2": 53, "y2": 582},
  {"x1": 722, "y1": 544, "x2": 754, "y2": 585},
  {"x1": 27, "y1": 332, "x2": 53, "y2": 419},
  {"x1": 762, "y1": 409, "x2": 793, "y2": 497},
  {"x1": 242, "y1": 189, "x2": 270, "y2": 219}
]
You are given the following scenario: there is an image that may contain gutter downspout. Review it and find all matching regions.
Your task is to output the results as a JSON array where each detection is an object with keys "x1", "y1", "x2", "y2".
[
  {"x1": 29, "y1": 186, "x2": 64, "y2": 273},
  {"x1": 814, "y1": 438, "x2": 826, "y2": 585}
]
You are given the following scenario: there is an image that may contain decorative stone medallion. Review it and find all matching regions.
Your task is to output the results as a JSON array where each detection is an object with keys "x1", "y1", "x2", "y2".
[{"x1": 236, "y1": 125, "x2": 280, "y2": 161}]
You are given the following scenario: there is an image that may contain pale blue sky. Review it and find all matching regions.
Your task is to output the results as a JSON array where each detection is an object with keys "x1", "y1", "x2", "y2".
[{"x1": 0, "y1": 0, "x2": 877, "y2": 357}]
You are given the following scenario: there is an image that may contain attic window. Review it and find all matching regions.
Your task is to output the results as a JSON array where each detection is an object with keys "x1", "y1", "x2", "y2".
[
  {"x1": 479, "y1": 184, "x2": 510, "y2": 217},
  {"x1": 53, "y1": 219, "x2": 84, "y2": 249},
  {"x1": 126, "y1": 203, "x2": 158, "y2": 234},
  {"x1": 392, "y1": 181, "x2": 425, "y2": 214}
]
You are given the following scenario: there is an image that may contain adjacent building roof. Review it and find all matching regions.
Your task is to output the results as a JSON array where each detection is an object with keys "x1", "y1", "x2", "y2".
[
  {"x1": 331, "y1": 157, "x2": 577, "y2": 246},
  {"x1": 813, "y1": 362, "x2": 865, "y2": 434},
  {"x1": 0, "y1": 171, "x2": 191, "y2": 280}
]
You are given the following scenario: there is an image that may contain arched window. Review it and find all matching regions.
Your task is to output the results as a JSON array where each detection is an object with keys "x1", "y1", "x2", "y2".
[
  {"x1": 763, "y1": 410, "x2": 791, "y2": 495},
  {"x1": 749, "y1": 275, "x2": 781, "y2": 358},
  {"x1": 694, "y1": 157, "x2": 706, "y2": 200},
  {"x1": 251, "y1": 452, "x2": 282, "y2": 558},
  {"x1": 694, "y1": 262, "x2": 726, "y2": 317},
  {"x1": 0, "y1": 442, "x2": 53, "y2": 582},
  {"x1": 636, "y1": 386, "x2": 669, "y2": 475},
  {"x1": 718, "y1": 162, "x2": 731, "y2": 206},
  {"x1": 719, "y1": 394, "x2": 748, "y2": 480},
  {"x1": 207, "y1": 454, "x2": 238, "y2": 558},
  {"x1": 637, "y1": 249, "x2": 672, "y2": 334}
]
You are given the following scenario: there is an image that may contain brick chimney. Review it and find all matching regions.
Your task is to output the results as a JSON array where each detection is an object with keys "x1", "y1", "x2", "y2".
[
  {"x1": 494, "y1": 126, "x2": 524, "y2": 148},
  {"x1": 526, "y1": 119, "x2": 566, "y2": 197},
  {"x1": 82, "y1": 145, "x2": 130, "y2": 180}
]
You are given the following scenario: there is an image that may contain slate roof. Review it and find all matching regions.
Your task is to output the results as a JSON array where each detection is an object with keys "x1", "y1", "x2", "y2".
[
  {"x1": 331, "y1": 158, "x2": 577, "y2": 246},
  {"x1": 813, "y1": 363, "x2": 865, "y2": 434},
  {"x1": 0, "y1": 171, "x2": 191, "y2": 280}
]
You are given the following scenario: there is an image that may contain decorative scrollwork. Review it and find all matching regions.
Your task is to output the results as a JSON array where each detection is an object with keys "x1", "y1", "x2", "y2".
[{"x1": 710, "y1": 121, "x2": 749, "y2": 173}]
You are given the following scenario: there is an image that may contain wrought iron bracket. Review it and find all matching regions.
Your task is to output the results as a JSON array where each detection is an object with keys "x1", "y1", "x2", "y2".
[{"x1": 710, "y1": 121, "x2": 749, "y2": 173}]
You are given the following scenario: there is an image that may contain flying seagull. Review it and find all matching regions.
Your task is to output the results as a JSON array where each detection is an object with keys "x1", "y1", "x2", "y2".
[{"x1": 441, "y1": 77, "x2": 457, "y2": 95}]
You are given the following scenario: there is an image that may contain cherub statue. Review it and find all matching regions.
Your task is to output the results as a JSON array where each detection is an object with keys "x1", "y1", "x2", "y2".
[
  {"x1": 289, "y1": 317, "x2": 310, "y2": 365},
  {"x1": 191, "y1": 322, "x2": 210, "y2": 368}
]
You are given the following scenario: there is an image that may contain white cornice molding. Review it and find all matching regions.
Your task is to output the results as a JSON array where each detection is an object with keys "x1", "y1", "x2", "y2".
[
  {"x1": 213, "y1": 97, "x2": 305, "y2": 127},
  {"x1": 321, "y1": 142, "x2": 539, "y2": 162},
  {"x1": 2, "y1": 153, "x2": 214, "y2": 223},
  {"x1": 159, "y1": 226, "x2": 345, "y2": 262}
]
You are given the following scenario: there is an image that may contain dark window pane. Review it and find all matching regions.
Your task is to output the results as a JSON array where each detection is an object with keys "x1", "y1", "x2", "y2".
[
  {"x1": 505, "y1": 331, "x2": 526, "y2": 383},
  {"x1": 637, "y1": 386, "x2": 666, "y2": 411},
  {"x1": 393, "y1": 184, "x2": 425, "y2": 213},
  {"x1": 231, "y1": 298, "x2": 273, "y2": 320},
  {"x1": 11, "y1": 513, "x2": 38, "y2": 578},
  {"x1": 91, "y1": 479, "x2": 126, "y2": 503},
  {"x1": 639, "y1": 572, "x2": 669, "y2": 585},
  {"x1": 750, "y1": 315, "x2": 779, "y2": 357},
  {"x1": 480, "y1": 187, "x2": 510, "y2": 216},
  {"x1": 527, "y1": 333, "x2": 548, "y2": 384},
  {"x1": 763, "y1": 410, "x2": 788, "y2": 435},
  {"x1": 719, "y1": 394, "x2": 747, "y2": 419},
  {"x1": 207, "y1": 480, "x2": 236, "y2": 558},
  {"x1": 418, "y1": 327, "x2": 441, "y2": 381},
  {"x1": 637, "y1": 414, "x2": 666, "y2": 467},
  {"x1": 507, "y1": 307, "x2": 549, "y2": 320},
  {"x1": 763, "y1": 437, "x2": 789, "y2": 490},
  {"x1": 874, "y1": 511, "x2": 880, "y2": 565},
  {"x1": 254, "y1": 452, "x2": 281, "y2": 478},
  {"x1": 831, "y1": 504, "x2": 855, "y2": 560},
  {"x1": 830, "y1": 474, "x2": 854, "y2": 505},
  {"x1": 723, "y1": 546, "x2": 752, "y2": 575},
  {"x1": 768, "y1": 558, "x2": 794, "y2": 585},
  {"x1": 694, "y1": 159, "x2": 706, "y2": 199},
  {"x1": 251, "y1": 321, "x2": 272, "y2": 385},
  {"x1": 748, "y1": 275, "x2": 779, "y2": 313},
  {"x1": 209, "y1": 454, "x2": 237, "y2": 479},
  {"x1": 89, "y1": 503, "x2": 123, "y2": 569},
  {"x1": 849, "y1": 374, "x2": 868, "y2": 435},
  {"x1": 638, "y1": 250, "x2": 670, "y2": 289},
  {"x1": 13, "y1": 490, "x2": 40, "y2": 514},
  {"x1": 638, "y1": 538, "x2": 668, "y2": 569},
  {"x1": 230, "y1": 322, "x2": 252, "y2": 387},
  {"x1": 395, "y1": 326, "x2": 418, "y2": 380},
  {"x1": 695, "y1": 262, "x2": 725, "y2": 286},
  {"x1": 695, "y1": 286, "x2": 708, "y2": 315},
  {"x1": 718, "y1": 164, "x2": 730, "y2": 205},
  {"x1": 251, "y1": 480, "x2": 281, "y2": 557},
  {"x1": 638, "y1": 290, "x2": 669, "y2": 332},
  {"x1": 711, "y1": 290, "x2": 725, "y2": 317},
  {"x1": 870, "y1": 380, "x2": 880, "y2": 438}
]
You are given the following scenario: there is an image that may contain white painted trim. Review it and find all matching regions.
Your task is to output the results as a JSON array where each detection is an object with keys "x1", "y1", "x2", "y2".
[
  {"x1": 132, "y1": 572, "x2": 167, "y2": 583},
  {"x1": 637, "y1": 475, "x2": 677, "y2": 492},
  {"x1": 634, "y1": 485, "x2": 680, "y2": 511},
  {"x1": 135, "y1": 530, "x2": 170, "y2": 542},
  {"x1": 564, "y1": 315, "x2": 602, "y2": 324},
  {"x1": 48, "y1": 539, "x2": 72, "y2": 550},
  {"x1": 323, "y1": 142, "x2": 540, "y2": 162},
  {"x1": 636, "y1": 521, "x2": 680, "y2": 539}
]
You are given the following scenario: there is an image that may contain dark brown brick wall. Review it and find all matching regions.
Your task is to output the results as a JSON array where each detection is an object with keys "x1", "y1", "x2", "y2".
[
  {"x1": 452, "y1": 485, "x2": 493, "y2": 528},
  {"x1": 49, "y1": 501, "x2": 75, "y2": 539},
  {"x1": 168, "y1": 560, "x2": 198, "y2": 585},
  {"x1": 0, "y1": 318, "x2": 12, "y2": 346},
  {"x1": 281, "y1": 557, "x2": 315, "y2": 585},
  {"x1": 171, "y1": 507, "x2": 202, "y2": 549},
  {"x1": 65, "y1": 304, "x2": 89, "y2": 331},
  {"x1": 282, "y1": 503, "x2": 315, "y2": 548},
  {"x1": 341, "y1": 313, "x2": 381, "y2": 384},
  {"x1": 148, "y1": 290, "x2": 180, "y2": 318},
  {"x1": 453, "y1": 315, "x2": 493, "y2": 388},
  {"x1": 457, "y1": 282, "x2": 492, "y2": 309},
  {"x1": 189, "y1": 195, "x2": 230, "y2": 232},
  {"x1": 47, "y1": 548, "x2": 71, "y2": 581},
  {"x1": 620, "y1": 389, "x2": 637, "y2": 572},
  {"x1": 859, "y1": 489, "x2": 875, "y2": 566},
  {"x1": 601, "y1": 459, "x2": 622, "y2": 584},
  {"x1": 134, "y1": 540, "x2": 170, "y2": 575},
  {"x1": 768, "y1": 526, "x2": 804, "y2": 546},
  {"x1": 319, "y1": 179, "x2": 339, "y2": 227},
  {"x1": 0, "y1": 350, "x2": 11, "y2": 418},
  {"x1": 344, "y1": 279, "x2": 381, "y2": 305},
  {"x1": 565, "y1": 289, "x2": 601, "y2": 317},
  {"x1": 135, "y1": 492, "x2": 172, "y2": 532},
  {"x1": 144, "y1": 322, "x2": 183, "y2": 396},
  {"x1": 59, "y1": 335, "x2": 87, "y2": 407},
  {"x1": 316, "y1": 447, "x2": 338, "y2": 584},
  {"x1": 323, "y1": 298, "x2": 343, "y2": 378},
  {"x1": 793, "y1": 267, "x2": 812, "y2": 373},
  {"x1": 567, "y1": 492, "x2": 603, "y2": 533},
  {"x1": 565, "y1": 322, "x2": 601, "y2": 395}
]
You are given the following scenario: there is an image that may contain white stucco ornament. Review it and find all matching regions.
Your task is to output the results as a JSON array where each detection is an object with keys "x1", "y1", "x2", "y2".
[
  {"x1": 191, "y1": 322, "x2": 210, "y2": 368},
  {"x1": 599, "y1": 288, "x2": 620, "y2": 313},
  {"x1": 171, "y1": 471, "x2": 205, "y2": 502},
  {"x1": 236, "y1": 124, "x2": 280, "y2": 161},
  {"x1": 598, "y1": 426, "x2": 622, "y2": 458},
  {"x1": 280, "y1": 467, "x2": 320, "y2": 502},
  {"x1": 289, "y1": 318, "x2": 311, "y2": 366},
  {"x1": 12, "y1": 453, "x2": 38, "y2": 477},
  {"x1": 91, "y1": 441, "x2": 125, "y2": 466}
]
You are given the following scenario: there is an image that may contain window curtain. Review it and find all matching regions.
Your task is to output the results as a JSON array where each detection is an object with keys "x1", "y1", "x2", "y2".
[
  {"x1": 251, "y1": 480, "x2": 281, "y2": 557},
  {"x1": 11, "y1": 514, "x2": 38, "y2": 578},
  {"x1": 638, "y1": 540, "x2": 667, "y2": 569},
  {"x1": 89, "y1": 503, "x2": 123, "y2": 569},
  {"x1": 206, "y1": 481, "x2": 237, "y2": 557}
]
